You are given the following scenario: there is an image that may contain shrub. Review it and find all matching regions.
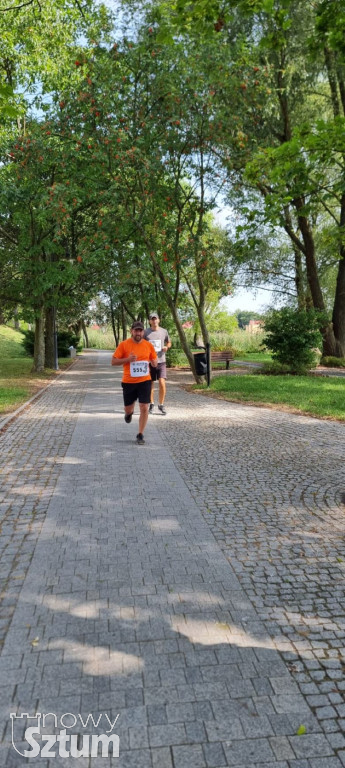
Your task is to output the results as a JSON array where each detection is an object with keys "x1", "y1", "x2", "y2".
[
  {"x1": 258, "y1": 361, "x2": 292, "y2": 375},
  {"x1": 166, "y1": 349, "x2": 187, "y2": 367},
  {"x1": 22, "y1": 329, "x2": 81, "y2": 357},
  {"x1": 321, "y1": 356, "x2": 345, "y2": 368},
  {"x1": 262, "y1": 308, "x2": 323, "y2": 374}
]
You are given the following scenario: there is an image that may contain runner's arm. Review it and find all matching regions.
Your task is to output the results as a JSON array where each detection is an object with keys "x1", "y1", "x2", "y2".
[
  {"x1": 149, "y1": 347, "x2": 158, "y2": 367},
  {"x1": 111, "y1": 353, "x2": 137, "y2": 366},
  {"x1": 162, "y1": 334, "x2": 171, "y2": 353}
]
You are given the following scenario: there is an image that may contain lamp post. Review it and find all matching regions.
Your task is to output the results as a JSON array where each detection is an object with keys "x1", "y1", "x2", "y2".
[
  {"x1": 206, "y1": 342, "x2": 210, "y2": 387},
  {"x1": 53, "y1": 306, "x2": 59, "y2": 371}
]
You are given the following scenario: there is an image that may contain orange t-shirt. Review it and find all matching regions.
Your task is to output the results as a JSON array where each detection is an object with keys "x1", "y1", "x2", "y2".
[{"x1": 112, "y1": 338, "x2": 157, "y2": 383}]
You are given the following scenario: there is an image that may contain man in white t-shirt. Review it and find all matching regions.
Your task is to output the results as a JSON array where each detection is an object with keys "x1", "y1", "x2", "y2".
[{"x1": 144, "y1": 312, "x2": 172, "y2": 415}]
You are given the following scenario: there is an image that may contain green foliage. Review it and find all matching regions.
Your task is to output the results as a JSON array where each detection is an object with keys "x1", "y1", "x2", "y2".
[
  {"x1": 263, "y1": 308, "x2": 323, "y2": 373},
  {"x1": 258, "y1": 361, "x2": 292, "y2": 375},
  {"x1": 205, "y1": 310, "x2": 238, "y2": 335},
  {"x1": 87, "y1": 327, "x2": 116, "y2": 349},
  {"x1": 2, "y1": 0, "x2": 345, "y2": 369},
  {"x1": 321, "y1": 356, "x2": 345, "y2": 368},
  {"x1": 230, "y1": 327, "x2": 266, "y2": 353},
  {"x1": 236, "y1": 310, "x2": 263, "y2": 329},
  {"x1": 22, "y1": 329, "x2": 80, "y2": 357},
  {"x1": 166, "y1": 348, "x2": 187, "y2": 367},
  {"x1": 209, "y1": 334, "x2": 234, "y2": 351}
]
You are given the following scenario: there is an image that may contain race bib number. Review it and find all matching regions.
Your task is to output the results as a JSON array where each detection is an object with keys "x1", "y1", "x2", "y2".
[
  {"x1": 152, "y1": 339, "x2": 162, "y2": 352},
  {"x1": 130, "y1": 361, "x2": 149, "y2": 377}
]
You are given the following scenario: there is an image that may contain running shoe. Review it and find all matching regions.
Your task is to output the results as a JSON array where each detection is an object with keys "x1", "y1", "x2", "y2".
[
  {"x1": 136, "y1": 433, "x2": 145, "y2": 444},
  {"x1": 158, "y1": 404, "x2": 166, "y2": 415},
  {"x1": 124, "y1": 413, "x2": 132, "y2": 424},
  {"x1": 149, "y1": 403, "x2": 154, "y2": 414}
]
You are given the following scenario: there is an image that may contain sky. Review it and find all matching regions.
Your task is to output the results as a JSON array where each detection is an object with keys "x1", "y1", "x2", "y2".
[{"x1": 221, "y1": 287, "x2": 273, "y2": 314}]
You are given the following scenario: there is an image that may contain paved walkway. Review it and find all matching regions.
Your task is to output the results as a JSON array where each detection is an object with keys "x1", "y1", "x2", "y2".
[{"x1": 0, "y1": 350, "x2": 345, "y2": 767}]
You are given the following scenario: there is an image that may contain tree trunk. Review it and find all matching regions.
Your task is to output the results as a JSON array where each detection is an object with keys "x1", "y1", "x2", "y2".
[
  {"x1": 294, "y1": 245, "x2": 306, "y2": 310},
  {"x1": 330, "y1": 187, "x2": 345, "y2": 357},
  {"x1": 45, "y1": 307, "x2": 55, "y2": 368},
  {"x1": 109, "y1": 295, "x2": 118, "y2": 346},
  {"x1": 151, "y1": 261, "x2": 203, "y2": 382},
  {"x1": 323, "y1": 51, "x2": 345, "y2": 356},
  {"x1": 292, "y1": 200, "x2": 338, "y2": 355},
  {"x1": 121, "y1": 302, "x2": 127, "y2": 341},
  {"x1": 196, "y1": 301, "x2": 209, "y2": 347},
  {"x1": 13, "y1": 306, "x2": 20, "y2": 330},
  {"x1": 332, "y1": 248, "x2": 345, "y2": 357},
  {"x1": 82, "y1": 319, "x2": 89, "y2": 348},
  {"x1": 324, "y1": 47, "x2": 341, "y2": 116},
  {"x1": 33, "y1": 309, "x2": 45, "y2": 372},
  {"x1": 273, "y1": 56, "x2": 339, "y2": 356},
  {"x1": 73, "y1": 319, "x2": 82, "y2": 341},
  {"x1": 167, "y1": 294, "x2": 203, "y2": 382},
  {"x1": 295, "y1": 204, "x2": 325, "y2": 310},
  {"x1": 283, "y1": 207, "x2": 306, "y2": 309}
]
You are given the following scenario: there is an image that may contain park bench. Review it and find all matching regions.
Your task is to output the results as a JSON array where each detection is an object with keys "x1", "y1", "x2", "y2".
[{"x1": 210, "y1": 350, "x2": 234, "y2": 369}]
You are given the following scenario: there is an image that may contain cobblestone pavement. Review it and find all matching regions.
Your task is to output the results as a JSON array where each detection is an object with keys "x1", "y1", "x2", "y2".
[
  {"x1": 0, "y1": 351, "x2": 344, "y2": 767},
  {"x1": 0, "y1": 362, "x2": 90, "y2": 653},
  {"x1": 157, "y1": 371, "x2": 345, "y2": 764}
]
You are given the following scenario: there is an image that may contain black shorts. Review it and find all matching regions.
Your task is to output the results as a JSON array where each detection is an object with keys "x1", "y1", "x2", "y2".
[
  {"x1": 122, "y1": 380, "x2": 152, "y2": 406},
  {"x1": 150, "y1": 362, "x2": 167, "y2": 381}
]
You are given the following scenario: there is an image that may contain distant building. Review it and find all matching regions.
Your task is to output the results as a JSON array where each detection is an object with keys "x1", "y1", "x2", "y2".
[{"x1": 245, "y1": 319, "x2": 264, "y2": 333}]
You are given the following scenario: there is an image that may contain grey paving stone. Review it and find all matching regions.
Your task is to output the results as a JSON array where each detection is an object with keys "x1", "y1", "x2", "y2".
[
  {"x1": 288, "y1": 733, "x2": 335, "y2": 758},
  {"x1": 185, "y1": 719, "x2": 207, "y2": 743},
  {"x1": 202, "y1": 740, "x2": 227, "y2": 767},
  {"x1": 269, "y1": 735, "x2": 296, "y2": 760},
  {"x1": 309, "y1": 759, "x2": 343, "y2": 768},
  {"x1": 172, "y1": 743, "x2": 207, "y2": 768},
  {"x1": 118, "y1": 749, "x2": 153, "y2": 767},
  {"x1": 222, "y1": 736, "x2": 276, "y2": 765},
  {"x1": 205, "y1": 717, "x2": 244, "y2": 742},
  {"x1": 1, "y1": 354, "x2": 345, "y2": 768},
  {"x1": 151, "y1": 746, "x2": 173, "y2": 768},
  {"x1": 148, "y1": 723, "x2": 186, "y2": 747}
]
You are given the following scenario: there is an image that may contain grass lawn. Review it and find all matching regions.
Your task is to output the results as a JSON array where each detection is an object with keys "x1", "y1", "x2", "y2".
[
  {"x1": 194, "y1": 372, "x2": 345, "y2": 421},
  {"x1": 236, "y1": 352, "x2": 272, "y2": 363},
  {"x1": 0, "y1": 325, "x2": 75, "y2": 415}
]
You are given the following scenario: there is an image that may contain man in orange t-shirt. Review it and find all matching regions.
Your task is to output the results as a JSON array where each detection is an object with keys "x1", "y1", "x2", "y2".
[{"x1": 111, "y1": 321, "x2": 158, "y2": 445}]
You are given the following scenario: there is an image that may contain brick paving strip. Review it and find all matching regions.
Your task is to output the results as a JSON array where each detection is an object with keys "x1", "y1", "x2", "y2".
[{"x1": 0, "y1": 351, "x2": 344, "y2": 767}]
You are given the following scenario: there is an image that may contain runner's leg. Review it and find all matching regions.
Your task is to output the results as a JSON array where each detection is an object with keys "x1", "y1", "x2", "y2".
[
  {"x1": 122, "y1": 383, "x2": 136, "y2": 418},
  {"x1": 138, "y1": 403, "x2": 149, "y2": 435},
  {"x1": 158, "y1": 377, "x2": 166, "y2": 405}
]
